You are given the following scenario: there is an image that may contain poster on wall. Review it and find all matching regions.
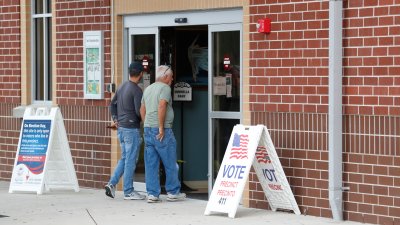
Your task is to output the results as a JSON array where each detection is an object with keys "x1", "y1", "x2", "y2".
[{"x1": 84, "y1": 31, "x2": 104, "y2": 99}]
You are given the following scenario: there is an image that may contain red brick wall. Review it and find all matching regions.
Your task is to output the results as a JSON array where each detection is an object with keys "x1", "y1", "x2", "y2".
[
  {"x1": 0, "y1": 103, "x2": 21, "y2": 180},
  {"x1": 343, "y1": 0, "x2": 400, "y2": 115},
  {"x1": 55, "y1": 0, "x2": 112, "y2": 188},
  {"x1": 249, "y1": 0, "x2": 400, "y2": 224},
  {"x1": 249, "y1": 0, "x2": 329, "y2": 114},
  {"x1": 0, "y1": 0, "x2": 113, "y2": 189},
  {"x1": 0, "y1": 1, "x2": 21, "y2": 180},
  {"x1": 55, "y1": 0, "x2": 112, "y2": 106},
  {"x1": 0, "y1": 0, "x2": 21, "y2": 104}
]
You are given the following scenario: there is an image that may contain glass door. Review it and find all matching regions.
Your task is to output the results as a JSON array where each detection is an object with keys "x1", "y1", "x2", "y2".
[
  {"x1": 128, "y1": 27, "x2": 158, "y2": 187},
  {"x1": 208, "y1": 23, "x2": 242, "y2": 192},
  {"x1": 128, "y1": 27, "x2": 159, "y2": 90}
]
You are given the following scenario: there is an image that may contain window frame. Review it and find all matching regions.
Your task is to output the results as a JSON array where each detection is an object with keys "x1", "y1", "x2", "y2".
[{"x1": 31, "y1": 0, "x2": 52, "y2": 104}]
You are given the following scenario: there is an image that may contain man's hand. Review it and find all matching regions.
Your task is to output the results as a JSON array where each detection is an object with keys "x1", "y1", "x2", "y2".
[
  {"x1": 157, "y1": 99, "x2": 167, "y2": 141},
  {"x1": 106, "y1": 121, "x2": 119, "y2": 130},
  {"x1": 157, "y1": 127, "x2": 164, "y2": 141}
]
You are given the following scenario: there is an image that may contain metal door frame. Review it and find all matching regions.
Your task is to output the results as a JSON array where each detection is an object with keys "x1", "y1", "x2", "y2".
[{"x1": 207, "y1": 23, "x2": 243, "y2": 194}]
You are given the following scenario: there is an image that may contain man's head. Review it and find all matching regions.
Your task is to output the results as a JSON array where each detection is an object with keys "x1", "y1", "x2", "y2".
[
  {"x1": 156, "y1": 65, "x2": 173, "y2": 86},
  {"x1": 129, "y1": 61, "x2": 144, "y2": 77}
]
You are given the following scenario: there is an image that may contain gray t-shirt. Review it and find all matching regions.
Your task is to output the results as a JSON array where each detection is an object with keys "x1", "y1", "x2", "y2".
[
  {"x1": 109, "y1": 80, "x2": 142, "y2": 128},
  {"x1": 141, "y1": 82, "x2": 174, "y2": 128}
]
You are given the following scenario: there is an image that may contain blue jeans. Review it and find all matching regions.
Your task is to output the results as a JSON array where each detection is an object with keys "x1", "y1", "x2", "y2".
[
  {"x1": 144, "y1": 127, "x2": 181, "y2": 197},
  {"x1": 109, "y1": 127, "x2": 141, "y2": 195}
]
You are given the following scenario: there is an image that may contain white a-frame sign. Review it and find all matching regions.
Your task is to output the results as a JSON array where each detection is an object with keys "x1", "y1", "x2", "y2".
[
  {"x1": 9, "y1": 107, "x2": 79, "y2": 194},
  {"x1": 204, "y1": 125, "x2": 300, "y2": 218}
]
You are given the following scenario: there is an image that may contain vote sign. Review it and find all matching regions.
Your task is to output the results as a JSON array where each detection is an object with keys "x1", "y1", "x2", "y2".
[
  {"x1": 205, "y1": 125, "x2": 300, "y2": 218},
  {"x1": 205, "y1": 125, "x2": 263, "y2": 218}
]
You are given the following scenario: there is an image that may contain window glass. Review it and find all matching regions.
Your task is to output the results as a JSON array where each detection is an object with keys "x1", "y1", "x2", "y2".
[
  {"x1": 33, "y1": 0, "x2": 52, "y2": 101},
  {"x1": 35, "y1": 18, "x2": 44, "y2": 100},
  {"x1": 46, "y1": 0, "x2": 51, "y2": 13},
  {"x1": 35, "y1": 0, "x2": 43, "y2": 14},
  {"x1": 212, "y1": 31, "x2": 240, "y2": 112}
]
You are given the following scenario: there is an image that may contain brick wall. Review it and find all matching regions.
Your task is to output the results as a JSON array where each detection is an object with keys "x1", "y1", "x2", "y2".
[
  {"x1": 55, "y1": 0, "x2": 112, "y2": 106},
  {"x1": 0, "y1": 0, "x2": 21, "y2": 104},
  {"x1": 55, "y1": 0, "x2": 112, "y2": 188},
  {"x1": 59, "y1": 105, "x2": 111, "y2": 188},
  {"x1": 249, "y1": 0, "x2": 329, "y2": 113},
  {"x1": 249, "y1": 0, "x2": 400, "y2": 224},
  {"x1": 343, "y1": 0, "x2": 400, "y2": 115},
  {"x1": 0, "y1": 103, "x2": 21, "y2": 180},
  {"x1": 0, "y1": 1, "x2": 21, "y2": 181}
]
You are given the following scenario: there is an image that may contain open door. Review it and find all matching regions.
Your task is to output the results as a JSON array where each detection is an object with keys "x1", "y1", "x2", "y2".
[
  {"x1": 128, "y1": 27, "x2": 159, "y2": 190},
  {"x1": 208, "y1": 23, "x2": 242, "y2": 194}
]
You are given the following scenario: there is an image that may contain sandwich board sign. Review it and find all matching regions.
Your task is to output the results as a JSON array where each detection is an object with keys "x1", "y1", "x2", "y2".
[
  {"x1": 9, "y1": 107, "x2": 79, "y2": 194},
  {"x1": 204, "y1": 124, "x2": 300, "y2": 218}
]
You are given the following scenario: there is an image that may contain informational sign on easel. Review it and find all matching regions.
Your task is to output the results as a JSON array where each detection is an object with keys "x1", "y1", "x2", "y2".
[
  {"x1": 9, "y1": 107, "x2": 79, "y2": 194},
  {"x1": 204, "y1": 125, "x2": 300, "y2": 218}
]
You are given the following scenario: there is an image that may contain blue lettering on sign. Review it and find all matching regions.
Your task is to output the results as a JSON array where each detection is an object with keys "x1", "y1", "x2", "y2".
[
  {"x1": 222, "y1": 165, "x2": 246, "y2": 179},
  {"x1": 262, "y1": 169, "x2": 277, "y2": 182}
]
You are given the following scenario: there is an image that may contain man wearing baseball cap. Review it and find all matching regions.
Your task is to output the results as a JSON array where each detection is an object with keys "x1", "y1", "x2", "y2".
[{"x1": 105, "y1": 61, "x2": 145, "y2": 200}]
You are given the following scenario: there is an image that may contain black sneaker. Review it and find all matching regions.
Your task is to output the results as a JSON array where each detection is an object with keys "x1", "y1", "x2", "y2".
[{"x1": 105, "y1": 183, "x2": 115, "y2": 198}]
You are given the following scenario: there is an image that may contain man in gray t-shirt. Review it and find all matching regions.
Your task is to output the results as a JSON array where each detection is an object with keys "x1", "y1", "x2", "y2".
[
  {"x1": 140, "y1": 65, "x2": 186, "y2": 203},
  {"x1": 105, "y1": 62, "x2": 146, "y2": 201},
  {"x1": 141, "y1": 81, "x2": 174, "y2": 129}
]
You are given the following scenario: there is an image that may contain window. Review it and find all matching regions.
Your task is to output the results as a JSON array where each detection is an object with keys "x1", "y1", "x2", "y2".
[{"x1": 32, "y1": 0, "x2": 52, "y2": 102}]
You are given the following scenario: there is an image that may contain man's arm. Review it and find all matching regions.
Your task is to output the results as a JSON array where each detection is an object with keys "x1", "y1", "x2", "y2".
[
  {"x1": 109, "y1": 93, "x2": 119, "y2": 128},
  {"x1": 140, "y1": 103, "x2": 146, "y2": 123},
  {"x1": 157, "y1": 99, "x2": 168, "y2": 141}
]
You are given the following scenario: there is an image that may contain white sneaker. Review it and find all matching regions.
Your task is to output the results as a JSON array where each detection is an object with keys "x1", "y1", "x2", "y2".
[
  {"x1": 124, "y1": 191, "x2": 145, "y2": 200},
  {"x1": 147, "y1": 195, "x2": 162, "y2": 203},
  {"x1": 166, "y1": 192, "x2": 186, "y2": 202}
]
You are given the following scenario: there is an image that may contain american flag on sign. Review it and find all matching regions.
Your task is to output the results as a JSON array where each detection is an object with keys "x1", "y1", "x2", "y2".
[
  {"x1": 255, "y1": 146, "x2": 271, "y2": 164},
  {"x1": 229, "y1": 133, "x2": 249, "y2": 159}
]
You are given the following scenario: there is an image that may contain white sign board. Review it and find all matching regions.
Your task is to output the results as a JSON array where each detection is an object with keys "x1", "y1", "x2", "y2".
[
  {"x1": 173, "y1": 82, "x2": 192, "y2": 101},
  {"x1": 9, "y1": 107, "x2": 79, "y2": 194},
  {"x1": 84, "y1": 31, "x2": 104, "y2": 99},
  {"x1": 204, "y1": 125, "x2": 300, "y2": 218}
]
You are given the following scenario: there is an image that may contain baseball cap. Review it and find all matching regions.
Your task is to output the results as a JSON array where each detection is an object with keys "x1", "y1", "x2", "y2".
[{"x1": 129, "y1": 61, "x2": 144, "y2": 74}]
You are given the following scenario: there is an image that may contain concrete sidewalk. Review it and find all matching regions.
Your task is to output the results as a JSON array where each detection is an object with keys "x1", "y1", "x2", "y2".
[{"x1": 0, "y1": 181, "x2": 368, "y2": 225}]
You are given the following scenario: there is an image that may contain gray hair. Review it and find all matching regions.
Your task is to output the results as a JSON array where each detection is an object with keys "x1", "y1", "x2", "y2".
[{"x1": 156, "y1": 65, "x2": 172, "y2": 81}]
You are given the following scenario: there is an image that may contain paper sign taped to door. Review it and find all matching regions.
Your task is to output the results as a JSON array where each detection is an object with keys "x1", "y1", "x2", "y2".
[{"x1": 213, "y1": 77, "x2": 226, "y2": 95}]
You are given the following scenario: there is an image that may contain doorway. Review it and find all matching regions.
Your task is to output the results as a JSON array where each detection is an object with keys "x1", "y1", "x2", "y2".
[
  {"x1": 160, "y1": 26, "x2": 209, "y2": 196},
  {"x1": 125, "y1": 9, "x2": 243, "y2": 198}
]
